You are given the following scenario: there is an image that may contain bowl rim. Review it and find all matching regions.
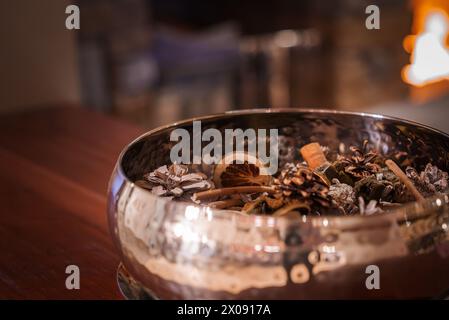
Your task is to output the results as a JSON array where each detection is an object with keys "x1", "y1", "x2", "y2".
[{"x1": 115, "y1": 108, "x2": 449, "y2": 226}]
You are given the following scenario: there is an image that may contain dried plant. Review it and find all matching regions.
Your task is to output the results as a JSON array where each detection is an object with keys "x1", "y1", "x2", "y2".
[
  {"x1": 334, "y1": 140, "x2": 382, "y2": 181},
  {"x1": 216, "y1": 163, "x2": 271, "y2": 187},
  {"x1": 137, "y1": 164, "x2": 213, "y2": 200},
  {"x1": 406, "y1": 163, "x2": 449, "y2": 197},
  {"x1": 272, "y1": 163, "x2": 334, "y2": 214},
  {"x1": 138, "y1": 140, "x2": 449, "y2": 217},
  {"x1": 328, "y1": 180, "x2": 357, "y2": 214}
]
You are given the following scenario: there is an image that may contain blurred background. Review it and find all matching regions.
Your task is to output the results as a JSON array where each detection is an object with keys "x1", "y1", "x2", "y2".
[{"x1": 1, "y1": 0, "x2": 449, "y2": 131}]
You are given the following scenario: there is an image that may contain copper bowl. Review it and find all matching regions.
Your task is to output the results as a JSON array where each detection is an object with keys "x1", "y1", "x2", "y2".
[{"x1": 107, "y1": 109, "x2": 449, "y2": 299}]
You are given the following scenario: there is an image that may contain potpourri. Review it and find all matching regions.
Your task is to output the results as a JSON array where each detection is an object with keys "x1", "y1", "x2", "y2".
[{"x1": 137, "y1": 139, "x2": 449, "y2": 217}]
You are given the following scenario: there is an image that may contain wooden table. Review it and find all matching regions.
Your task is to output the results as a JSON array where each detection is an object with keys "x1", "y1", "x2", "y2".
[{"x1": 0, "y1": 107, "x2": 144, "y2": 299}]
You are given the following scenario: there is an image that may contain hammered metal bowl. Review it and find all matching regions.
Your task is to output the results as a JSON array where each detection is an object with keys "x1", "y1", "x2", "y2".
[{"x1": 107, "y1": 109, "x2": 449, "y2": 299}]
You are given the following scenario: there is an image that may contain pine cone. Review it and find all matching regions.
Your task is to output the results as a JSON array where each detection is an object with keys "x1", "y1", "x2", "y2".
[
  {"x1": 334, "y1": 140, "x2": 382, "y2": 181},
  {"x1": 139, "y1": 164, "x2": 213, "y2": 200},
  {"x1": 406, "y1": 163, "x2": 449, "y2": 197},
  {"x1": 329, "y1": 180, "x2": 357, "y2": 214},
  {"x1": 273, "y1": 163, "x2": 334, "y2": 214}
]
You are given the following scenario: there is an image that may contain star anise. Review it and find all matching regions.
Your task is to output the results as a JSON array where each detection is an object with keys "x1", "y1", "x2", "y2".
[
  {"x1": 334, "y1": 140, "x2": 382, "y2": 181},
  {"x1": 138, "y1": 164, "x2": 213, "y2": 200},
  {"x1": 272, "y1": 163, "x2": 335, "y2": 214}
]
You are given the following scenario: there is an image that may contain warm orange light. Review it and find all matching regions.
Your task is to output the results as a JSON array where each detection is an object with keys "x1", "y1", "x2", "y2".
[{"x1": 402, "y1": 8, "x2": 449, "y2": 87}]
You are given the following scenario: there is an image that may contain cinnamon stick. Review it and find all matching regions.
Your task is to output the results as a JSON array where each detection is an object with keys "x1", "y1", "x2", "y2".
[
  {"x1": 385, "y1": 159, "x2": 424, "y2": 202},
  {"x1": 300, "y1": 142, "x2": 327, "y2": 170},
  {"x1": 193, "y1": 186, "x2": 276, "y2": 201}
]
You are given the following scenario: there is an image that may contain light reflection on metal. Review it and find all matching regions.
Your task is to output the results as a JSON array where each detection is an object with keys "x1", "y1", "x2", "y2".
[{"x1": 185, "y1": 205, "x2": 200, "y2": 220}]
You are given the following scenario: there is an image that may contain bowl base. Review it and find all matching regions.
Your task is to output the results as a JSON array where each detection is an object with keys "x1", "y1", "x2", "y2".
[
  {"x1": 117, "y1": 263, "x2": 157, "y2": 300},
  {"x1": 116, "y1": 262, "x2": 449, "y2": 300}
]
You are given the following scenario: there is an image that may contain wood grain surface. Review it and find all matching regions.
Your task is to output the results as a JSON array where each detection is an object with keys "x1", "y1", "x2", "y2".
[{"x1": 0, "y1": 107, "x2": 144, "y2": 299}]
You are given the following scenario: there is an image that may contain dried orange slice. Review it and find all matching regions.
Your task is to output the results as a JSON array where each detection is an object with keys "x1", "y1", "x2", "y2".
[{"x1": 213, "y1": 152, "x2": 272, "y2": 188}]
